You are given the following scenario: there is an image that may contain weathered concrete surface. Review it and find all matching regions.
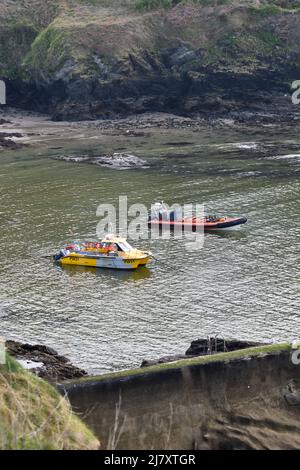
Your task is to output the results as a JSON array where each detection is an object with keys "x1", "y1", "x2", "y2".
[{"x1": 60, "y1": 344, "x2": 300, "y2": 450}]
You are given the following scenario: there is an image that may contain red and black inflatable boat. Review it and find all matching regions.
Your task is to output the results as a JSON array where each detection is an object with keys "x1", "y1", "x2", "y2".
[
  {"x1": 149, "y1": 216, "x2": 247, "y2": 231},
  {"x1": 148, "y1": 204, "x2": 247, "y2": 232}
]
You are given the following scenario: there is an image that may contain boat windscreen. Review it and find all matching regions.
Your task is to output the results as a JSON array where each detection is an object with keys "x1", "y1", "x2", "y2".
[{"x1": 117, "y1": 241, "x2": 133, "y2": 253}]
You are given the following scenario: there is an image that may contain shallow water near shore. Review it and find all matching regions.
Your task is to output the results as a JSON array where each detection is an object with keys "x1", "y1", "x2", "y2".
[{"x1": 0, "y1": 119, "x2": 299, "y2": 374}]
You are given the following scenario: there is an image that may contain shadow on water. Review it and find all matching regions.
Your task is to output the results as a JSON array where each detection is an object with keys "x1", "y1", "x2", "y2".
[
  {"x1": 59, "y1": 264, "x2": 152, "y2": 281},
  {"x1": 205, "y1": 230, "x2": 248, "y2": 241}
]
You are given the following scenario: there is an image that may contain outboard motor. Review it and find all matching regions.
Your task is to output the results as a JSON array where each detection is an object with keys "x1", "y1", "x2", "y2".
[
  {"x1": 53, "y1": 251, "x2": 63, "y2": 262},
  {"x1": 149, "y1": 202, "x2": 182, "y2": 222},
  {"x1": 150, "y1": 202, "x2": 169, "y2": 220},
  {"x1": 150, "y1": 202, "x2": 166, "y2": 221},
  {"x1": 53, "y1": 249, "x2": 69, "y2": 262}
]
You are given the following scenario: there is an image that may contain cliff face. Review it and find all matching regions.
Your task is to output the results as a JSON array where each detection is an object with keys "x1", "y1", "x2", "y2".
[
  {"x1": 61, "y1": 344, "x2": 300, "y2": 450},
  {"x1": 1, "y1": 1, "x2": 300, "y2": 120}
]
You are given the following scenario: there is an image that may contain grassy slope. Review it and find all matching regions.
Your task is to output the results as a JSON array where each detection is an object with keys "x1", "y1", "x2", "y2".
[
  {"x1": 0, "y1": 354, "x2": 99, "y2": 450},
  {"x1": 1, "y1": 1, "x2": 300, "y2": 81}
]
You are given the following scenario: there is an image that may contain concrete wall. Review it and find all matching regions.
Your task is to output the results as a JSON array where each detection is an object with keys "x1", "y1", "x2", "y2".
[{"x1": 61, "y1": 345, "x2": 300, "y2": 450}]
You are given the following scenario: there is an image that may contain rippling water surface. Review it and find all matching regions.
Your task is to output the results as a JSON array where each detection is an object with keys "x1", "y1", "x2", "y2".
[{"x1": 0, "y1": 125, "x2": 299, "y2": 373}]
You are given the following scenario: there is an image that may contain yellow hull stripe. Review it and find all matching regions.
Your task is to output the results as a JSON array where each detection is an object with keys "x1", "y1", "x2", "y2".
[{"x1": 60, "y1": 255, "x2": 151, "y2": 270}]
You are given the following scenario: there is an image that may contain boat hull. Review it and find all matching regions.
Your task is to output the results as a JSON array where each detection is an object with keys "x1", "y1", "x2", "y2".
[
  {"x1": 59, "y1": 253, "x2": 151, "y2": 270},
  {"x1": 148, "y1": 217, "x2": 247, "y2": 232}
]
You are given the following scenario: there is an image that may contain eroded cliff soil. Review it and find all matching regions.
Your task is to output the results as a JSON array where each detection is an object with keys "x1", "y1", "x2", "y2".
[{"x1": 62, "y1": 345, "x2": 300, "y2": 450}]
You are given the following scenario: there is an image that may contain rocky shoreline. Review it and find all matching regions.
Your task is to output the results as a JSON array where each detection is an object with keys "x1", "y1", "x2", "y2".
[
  {"x1": 4, "y1": 107, "x2": 300, "y2": 132},
  {"x1": 68, "y1": 110, "x2": 300, "y2": 132},
  {"x1": 6, "y1": 337, "x2": 268, "y2": 383},
  {"x1": 1, "y1": 107, "x2": 300, "y2": 155},
  {"x1": 0, "y1": 114, "x2": 37, "y2": 150},
  {"x1": 5, "y1": 340, "x2": 87, "y2": 383}
]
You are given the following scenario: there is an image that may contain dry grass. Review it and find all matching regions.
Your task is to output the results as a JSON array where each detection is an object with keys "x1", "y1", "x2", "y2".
[
  {"x1": 2, "y1": 0, "x2": 300, "y2": 79},
  {"x1": 0, "y1": 355, "x2": 100, "y2": 450}
]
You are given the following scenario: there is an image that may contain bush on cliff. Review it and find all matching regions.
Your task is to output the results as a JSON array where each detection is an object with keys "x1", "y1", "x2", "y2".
[{"x1": 136, "y1": 0, "x2": 175, "y2": 10}]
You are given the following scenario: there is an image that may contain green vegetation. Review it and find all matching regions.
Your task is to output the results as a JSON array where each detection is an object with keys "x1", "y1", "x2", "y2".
[
  {"x1": 252, "y1": 4, "x2": 283, "y2": 15},
  {"x1": 252, "y1": 0, "x2": 300, "y2": 15},
  {"x1": 135, "y1": 0, "x2": 176, "y2": 10},
  {"x1": 135, "y1": 0, "x2": 300, "y2": 12},
  {"x1": 0, "y1": 20, "x2": 38, "y2": 78},
  {"x1": 0, "y1": 355, "x2": 99, "y2": 450},
  {"x1": 135, "y1": 0, "x2": 232, "y2": 10},
  {"x1": 186, "y1": 0, "x2": 232, "y2": 4},
  {"x1": 271, "y1": 0, "x2": 300, "y2": 8},
  {"x1": 17, "y1": 0, "x2": 61, "y2": 29},
  {"x1": 200, "y1": 27, "x2": 282, "y2": 70},
  {"x1": 225, "y1": 29, "x2": 281, "y2": 52},
  {"x1": 24, "y1": 21, "x2": 71, "y2": 78},
  {"x1": 0, "y1": 0, "x2": 299, "y2": 105}
]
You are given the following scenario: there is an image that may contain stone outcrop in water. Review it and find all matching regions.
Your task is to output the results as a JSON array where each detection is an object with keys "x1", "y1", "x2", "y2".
[
  {"x1": 0, "y1": 119, "x2": 11, "y2": 125},
  {"x1": 0, "y1": 132, "x2": 24, "y2": 150},
  {"x1": 141, "y1": 337, "x2": 266, "y2": 367},
  {"x1": 53, "y1": 152, "x2": 148, "y2": 169},
  {"x1": 1, "y1": 1, "x2": 300, "y2": 123},
  {"x1": 185, "y1": 337, "x2": 265, "y2": 356}
]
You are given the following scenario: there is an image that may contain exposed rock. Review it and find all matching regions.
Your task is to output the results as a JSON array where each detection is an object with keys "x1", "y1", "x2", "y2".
[
  {"x1": 141, "y1": 355, "x2": 187, "y2": 368},
  {"x1": 0, "y1": 132, "x2": 23, "y2": 139},
  {"x1": 283, "y1": 380, "x2": 300, "y2": 406},
  {"x1": 167, "y1": 46, "x2": 198, "y2": 67},
  {"x1": 0, "y1": 119, "x2": 11, "y2": 125},
  {"x1": 53, "y1": 152, "x2": 148, "y2": 169},
  {"x1": 185, "y1": 338, "x2": 265, "y2": 356},
  {"x1": 1, "y1": 2, "x2": 300, "y2": 123},
  {"x1": 141, "y1": 337, "x2": 266, "y2": 367},
  {"x1": 0, "y1": 132, "x2": 24, "y2": 150},
  {"x1": 6, "y1": 340, "x2": 87, "y2": 383},
  {"x1": 122, "y1": 130, "x2": 149, "y2": 137}
]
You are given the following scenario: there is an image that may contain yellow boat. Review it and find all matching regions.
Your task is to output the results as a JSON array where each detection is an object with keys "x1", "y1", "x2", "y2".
[{"x1": 53, "y1": 235, "x2": 152, "y2": 270}]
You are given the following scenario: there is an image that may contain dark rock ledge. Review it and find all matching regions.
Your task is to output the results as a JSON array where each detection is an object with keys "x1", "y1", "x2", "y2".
[
  {"x1": 0, "y1": 132, "x2": 24, "y2": 150},
  {"x1": 6, "y1": 340, "x2": 87, "y2": 383},
  {"x1": 141, "y1": 337, "x2": 267, "y2": 368},
  {"x1": 6, "y1": 337, "x2": 267, "y2": 382}
]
